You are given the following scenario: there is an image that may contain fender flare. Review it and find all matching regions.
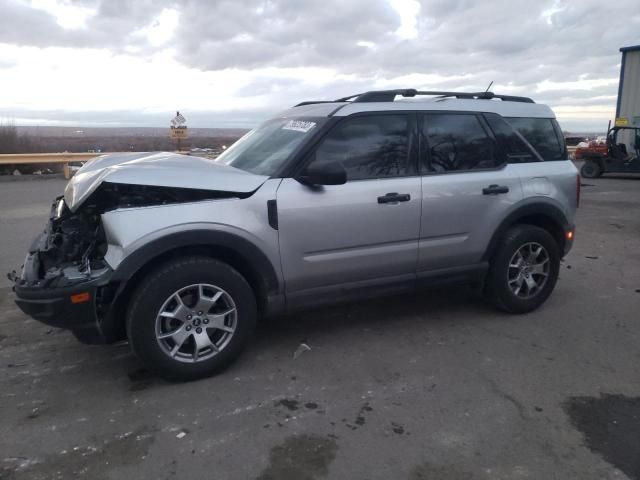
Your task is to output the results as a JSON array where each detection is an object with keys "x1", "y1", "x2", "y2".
[
  {"x1": 482, "y1": 201, "x2": 571, "y2": 261},
  {"x1": 109, "y1": 229, "x2": 281, "y2": 295}
]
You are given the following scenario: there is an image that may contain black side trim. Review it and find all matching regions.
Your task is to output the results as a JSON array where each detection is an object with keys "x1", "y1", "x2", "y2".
[
  {"x1": 417, "y1": 262, "x2": 488, "y2": 288},
  {"x1": 286, "y1": 273, "x2": 416, "y2": 312},
  {"x1": 286, "y1": 263, "x2": 489, "y2": 313},
  {"x1": 110, "y1": 230, "x2": 281, "y2": 296},
  {"x1": 267, "y1": 200, "x2": 278, "y2": 230},
  {"x1": 483, "y1": 203, "x2": 570, "y2": 261}
]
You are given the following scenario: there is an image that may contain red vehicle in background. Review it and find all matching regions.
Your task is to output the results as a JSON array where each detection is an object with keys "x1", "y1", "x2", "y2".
[{"x1": 574, "y1": 137, "x2": 607, "y2": 161}]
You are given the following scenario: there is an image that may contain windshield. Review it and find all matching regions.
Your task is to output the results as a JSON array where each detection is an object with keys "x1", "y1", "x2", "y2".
[{"x1": 215, "y1": 117, "x2": 326, "y2": 176}]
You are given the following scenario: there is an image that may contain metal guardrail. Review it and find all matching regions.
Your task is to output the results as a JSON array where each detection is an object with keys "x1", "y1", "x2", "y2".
[
  {"x1": 0, "y1": 152, "x2": 107, "y2": 179},
  {"x1": 0, "y1": 152, "x2": 100, "y2": 165},
  {"x1": 1, "y1": 147, "x2": 579, "y2": 170}
]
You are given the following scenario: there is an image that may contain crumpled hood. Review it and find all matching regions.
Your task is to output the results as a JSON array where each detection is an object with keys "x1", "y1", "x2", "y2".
[{"x1": 64, "y1": 151, "x2": 268, "y2": 211}]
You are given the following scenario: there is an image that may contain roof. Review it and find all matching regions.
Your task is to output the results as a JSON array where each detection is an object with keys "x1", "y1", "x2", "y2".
[
  {"x1": 280, "y1": 96, "x2": 556, "y2": 119},
  {"x1": 620, "y1": 45, "x2": 640, "y2": 53},
  {"x1": 334, "y1": 97, "x2": 555, "y2": 118}
]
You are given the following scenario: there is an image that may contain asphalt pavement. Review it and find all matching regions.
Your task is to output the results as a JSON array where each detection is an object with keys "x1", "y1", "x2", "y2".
[{"x1": 1, "y1": 174, "x2": 639, "y2": 480}]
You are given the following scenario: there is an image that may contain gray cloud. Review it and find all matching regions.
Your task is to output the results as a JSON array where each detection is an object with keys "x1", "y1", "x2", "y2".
[{"x1": 0, "y1": 0, "x2": 638, "y2": 131}]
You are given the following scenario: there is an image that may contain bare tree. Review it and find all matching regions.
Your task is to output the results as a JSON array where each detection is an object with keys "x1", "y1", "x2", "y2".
[{"x1": 0, "y1": 120, "x2": 19, "y2": 153}]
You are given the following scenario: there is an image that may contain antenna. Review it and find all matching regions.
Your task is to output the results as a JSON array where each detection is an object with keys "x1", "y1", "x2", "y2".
[{"x1": 484, "y1": 81, "x2": 494, "y2": 93}]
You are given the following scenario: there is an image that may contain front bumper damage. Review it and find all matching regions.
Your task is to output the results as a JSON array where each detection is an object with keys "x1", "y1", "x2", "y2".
[
  {"x1": 12, "y1": 250, "x2": 113, "y2": 342},
  {"x1": 9, "y1": 197, "x2": 116, "y2": 344}
]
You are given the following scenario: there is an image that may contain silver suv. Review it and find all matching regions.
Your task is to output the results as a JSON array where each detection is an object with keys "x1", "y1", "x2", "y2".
[{"x1": 11, "y1": 89, "x2": 579, "y2": 380}]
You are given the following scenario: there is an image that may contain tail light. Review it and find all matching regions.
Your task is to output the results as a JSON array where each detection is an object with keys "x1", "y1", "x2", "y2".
[{"x1": 576, "y1": 174, "x2": 581, "y2": 208}]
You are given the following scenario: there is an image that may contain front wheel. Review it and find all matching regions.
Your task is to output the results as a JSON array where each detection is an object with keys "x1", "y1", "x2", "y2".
[
  {"x1": 580, "y1": 160, "x2": 602, "y2": 178},
  {"x1": 485, "y1": 225, "x2": 560, "y2": 313},
  {"x1": 126, "y1": 256, "x2": 257, "y2": 381}
]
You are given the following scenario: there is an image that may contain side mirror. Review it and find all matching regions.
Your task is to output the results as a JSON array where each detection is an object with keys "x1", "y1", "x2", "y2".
[{"x1": 296, "y1": 161, "x2": 347, "y2": 186}]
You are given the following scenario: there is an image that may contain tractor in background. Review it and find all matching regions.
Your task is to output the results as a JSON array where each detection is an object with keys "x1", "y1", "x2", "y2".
[{"x1": 580, "y1": 119, "x2": 640, "y2": 178}]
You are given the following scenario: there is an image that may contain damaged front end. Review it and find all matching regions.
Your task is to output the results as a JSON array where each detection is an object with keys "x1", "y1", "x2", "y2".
[
  {"x1": 10, "y1": 181, "x2": 243, "y2": 344},
  {"x1": 9, "y1": 193, "x2": 113, "y2": 343},
  {"x1": 15, "y1": 196, "x2": 109, "y2": 289}
]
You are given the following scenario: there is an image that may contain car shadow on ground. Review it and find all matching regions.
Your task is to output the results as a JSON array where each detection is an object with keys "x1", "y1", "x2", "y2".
[{"x1": 1, "y1": 284, "x2": 496, "y2": 394}]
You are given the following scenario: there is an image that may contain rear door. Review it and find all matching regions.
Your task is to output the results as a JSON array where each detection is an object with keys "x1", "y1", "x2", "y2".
[
  {"x1": 276, "y1": 113, "x2": 421, "y2": 301},
  {"x1": 418, "y1": 112, "x2": 523, "y2": 273}
]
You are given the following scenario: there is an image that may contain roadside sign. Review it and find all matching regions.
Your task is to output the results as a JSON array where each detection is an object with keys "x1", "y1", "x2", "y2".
[
  {"x1": 170, "y1": 111, "x2": 188, "y2": 147},
  {"x1": 615, "y1": 117, "x2": 629, "y2": 127},
  {"x1": 170, "y1": 127, "x2": 188, "y2": 139}
]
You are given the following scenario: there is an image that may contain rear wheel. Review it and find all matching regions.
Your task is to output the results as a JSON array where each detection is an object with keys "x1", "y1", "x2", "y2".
[
  {"x1": 485, "y1": 225, "x2": 560, "y2": 313},
  {"x1": 580, "y1": 159, "x2": 602, "y2": 178},
  {"x1": 126, "y1": 256, "x2": 256, "y2": 381}
]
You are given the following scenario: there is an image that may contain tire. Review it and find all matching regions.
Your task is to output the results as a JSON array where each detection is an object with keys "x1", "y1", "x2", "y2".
[
  {"x1": 485, "y1": 225, "x2": 560, "y2": 314},
  {"x1": 580, "y1": 160, "x2": 602, "y2": 178},
  {"x1": 126, "y1": 256, "x2": 257, "y2": 381}
]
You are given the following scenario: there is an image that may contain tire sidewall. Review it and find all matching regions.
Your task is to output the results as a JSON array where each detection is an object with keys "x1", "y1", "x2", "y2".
[
  {"x1": 488, "y1": 226, "x2": 560, "y2": 313},
  {"x1": 581, "y1": 160, "x2": 601, "y2": 178},
  {"x1": 127, "y1": 257, "x2": 256, "y2": 381}
]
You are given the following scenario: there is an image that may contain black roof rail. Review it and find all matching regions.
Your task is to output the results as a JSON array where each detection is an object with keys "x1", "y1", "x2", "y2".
[
  {"x1": 336, "y1": 89, "x2": 419, "y2": 102},
  {"x1": 347, "y1": 89, "x2": 534, "y2": 103},
  {"x1": 417, "y1": 91, "x2": 534, "y2": 103},
  {"x1": 293, "y1": 89, "x2": 534, "y2": 107},
  {"x1": 294, "y1": 100, "x2": 340, "y2": 107}
]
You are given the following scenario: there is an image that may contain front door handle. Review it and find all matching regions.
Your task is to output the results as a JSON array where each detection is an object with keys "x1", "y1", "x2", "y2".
[
  {"x1": 482, "y1": 184, "x2": 509, "y2": 195},
  {"x1": 378, "y1": 192, "x2": 411, "y2": 204}
]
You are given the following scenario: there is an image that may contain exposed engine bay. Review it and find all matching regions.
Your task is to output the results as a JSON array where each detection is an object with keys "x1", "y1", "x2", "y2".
[{"x1": 12, "y1": 182, "x2": 243, "y2": 288}]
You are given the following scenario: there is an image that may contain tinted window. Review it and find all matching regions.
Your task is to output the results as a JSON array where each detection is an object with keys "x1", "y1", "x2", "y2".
[
  {"x1": 422, "y1": 114, "x2": 500, "y2": 172},
  {"x1": 507, "y1": 118, "x2": 564, "y2": 160},
  {"x1": 309, "y1": 115, "x2": 410, "y2": 181},
  {"x1": 484, "y1": 113, "x2": 537, "y2": 163}
]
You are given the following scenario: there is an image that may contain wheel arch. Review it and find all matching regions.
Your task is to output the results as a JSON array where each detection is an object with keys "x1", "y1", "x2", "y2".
[
  {"x1": 483, "y1": 202, "x2": 570, "y2": 262},
  {"x1": 99, "y1": 230, "x2": 283, "y2": 342}
]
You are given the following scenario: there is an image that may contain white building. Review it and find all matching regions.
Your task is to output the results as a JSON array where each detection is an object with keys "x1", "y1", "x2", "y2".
[{"x1": 616, "y1": 45, "x2": 640, "y2": 148}]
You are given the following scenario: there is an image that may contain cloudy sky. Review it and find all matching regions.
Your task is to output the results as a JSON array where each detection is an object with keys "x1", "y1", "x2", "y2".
[{"x1": 0, "y1": 0, "x2": 638, "y2": 131}]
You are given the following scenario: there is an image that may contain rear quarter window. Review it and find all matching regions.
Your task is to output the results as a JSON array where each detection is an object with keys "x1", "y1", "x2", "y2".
[{"x1": 506, "y1": 117, "x2": 566, "y2": 160}]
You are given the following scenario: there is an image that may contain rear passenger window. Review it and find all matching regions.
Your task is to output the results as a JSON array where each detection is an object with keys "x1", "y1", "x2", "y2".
[
  {"x1": 507, "y1": 118, "x2": 565, "y2": 160},
  {"x1": 484, "y1": 113, "x2": 537, "y2": 163},
  {"x1": 422, "y1": 114, "x2": 501, "y2": 173},
  {"x1": 310, "y1": 114, "x2": 411, "y2": 181}
]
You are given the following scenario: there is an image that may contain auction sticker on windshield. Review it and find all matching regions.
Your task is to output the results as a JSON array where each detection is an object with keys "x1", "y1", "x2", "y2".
[{"x1": 282, "y1": 120, "x2": 316, "y2": 133}]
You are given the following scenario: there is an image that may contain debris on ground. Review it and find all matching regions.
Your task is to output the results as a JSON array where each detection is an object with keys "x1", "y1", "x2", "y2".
[
  {"x1": 585, "y1": 256, "x2": 599, "y2": 260},
  {"x1": 176, "y1": 431, "x2": 187, "y2": 439},
  {"x1": 293, "y1": 342, "x2": 311, "y2": 359}
]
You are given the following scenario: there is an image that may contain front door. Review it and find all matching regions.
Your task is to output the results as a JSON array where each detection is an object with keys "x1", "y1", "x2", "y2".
[{"x1": 276, "y1": 113, "x2": 421, "y2": 302}]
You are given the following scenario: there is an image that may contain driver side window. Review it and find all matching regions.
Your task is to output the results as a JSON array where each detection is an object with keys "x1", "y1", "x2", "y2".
[
  {"x1": 422, "y1": 113, "x2": 500, "y2": 173},
  {"x1": 306, "y1": 114, "x2": 411, "y2": 181}
]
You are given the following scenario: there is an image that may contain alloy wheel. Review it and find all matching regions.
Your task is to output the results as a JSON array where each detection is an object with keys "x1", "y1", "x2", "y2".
[
  {"x1": 507, "y1": 242, "x2": 550, "y2": 299},
  {"x1": 154, "y1": 283, "x2": 237, "y2": 363}
]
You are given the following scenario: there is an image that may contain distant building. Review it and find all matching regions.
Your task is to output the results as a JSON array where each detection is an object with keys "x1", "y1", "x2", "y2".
[{"x1": 616, "y1": 45, "x2": 640, "y2": 148}]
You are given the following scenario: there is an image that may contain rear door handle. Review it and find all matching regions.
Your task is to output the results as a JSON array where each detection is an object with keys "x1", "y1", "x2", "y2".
[
  {"x1": 378, "y1": 192, "x2": 411, "y2": 204},
  {"x1": 482, "y1": 184, "x2": 509, "y2": 195}
]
